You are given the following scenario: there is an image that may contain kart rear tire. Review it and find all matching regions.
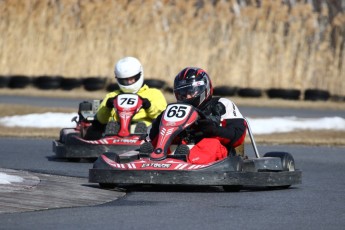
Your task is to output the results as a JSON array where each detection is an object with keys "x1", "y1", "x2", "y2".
[
  {"x1": 263, "y1": 152, "x2": 295, "y2": 171},
  {"x1": 223, "y1": 156, "x2": 243, "y2": 192},
  {"x1": 144, "y1": 79, "x2": 166, "y2": 89},
  {"x1": 79, "y1": 101, "x2": 93, "y2": 112}
]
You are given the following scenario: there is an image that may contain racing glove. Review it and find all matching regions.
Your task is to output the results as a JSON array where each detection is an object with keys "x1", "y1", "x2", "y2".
[
  {"x1": 211, "y1": 102, "x2": 226, "y2": 116},
  {"x1": 194, "y1": 118, "x2": 220, "y2": 137},
  {"x1": 106, "y1": 97, "x2": 116, "y2": 109},
  {"x1": 141, "y1": 97, "x2": 151, "y2": 110}
]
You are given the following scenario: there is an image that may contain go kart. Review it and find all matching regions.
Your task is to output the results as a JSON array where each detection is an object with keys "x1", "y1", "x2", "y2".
[
  {"x1": 52, "y1": 94, "x2": 147, "y2": 161},
  {"x1": 89, "y1": 103, "x2": 302, "y2": 191}
]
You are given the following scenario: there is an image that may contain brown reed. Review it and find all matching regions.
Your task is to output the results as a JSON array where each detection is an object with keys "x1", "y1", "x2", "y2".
[{"x1": 0, "y1": 0, "x2": 343, "y2": 95}]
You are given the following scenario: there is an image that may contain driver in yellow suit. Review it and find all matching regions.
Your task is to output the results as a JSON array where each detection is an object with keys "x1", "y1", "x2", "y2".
[{"x1": 84, "y1": 56, "x2": 167, "y2": 140}]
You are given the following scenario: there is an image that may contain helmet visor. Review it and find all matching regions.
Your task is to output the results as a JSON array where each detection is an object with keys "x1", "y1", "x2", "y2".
[
  {"x1": 116, "y1": 72, "x2": 141, "y2": 86},
  {"x1": 174, "y1": 81, "x2": 206, "y2": 102}
]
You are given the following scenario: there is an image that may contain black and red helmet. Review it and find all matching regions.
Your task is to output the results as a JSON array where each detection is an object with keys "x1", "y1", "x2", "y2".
[{"x1": 173, "y1": 67, "x2": 213, "y2": 107}]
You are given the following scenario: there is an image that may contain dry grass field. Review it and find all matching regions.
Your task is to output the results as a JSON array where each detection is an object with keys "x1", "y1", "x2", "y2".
[{"x1": 0, "y1": 0, "x2": 344, "y2": 96}]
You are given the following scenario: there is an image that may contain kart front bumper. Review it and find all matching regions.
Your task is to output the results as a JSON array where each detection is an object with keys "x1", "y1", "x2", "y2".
[{"x1": 89, "y1": 168, "x2": 302, "y2": 187}]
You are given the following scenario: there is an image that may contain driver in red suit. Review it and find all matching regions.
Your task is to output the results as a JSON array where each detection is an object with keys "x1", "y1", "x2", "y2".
[{"x1": 148, "y1": 67, "x2": 247, "y2": 164}]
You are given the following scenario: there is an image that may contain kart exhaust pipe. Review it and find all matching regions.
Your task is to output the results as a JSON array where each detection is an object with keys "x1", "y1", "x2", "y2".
[{"x1": 244, "y1": 117, "x2": 260, "y2": 159}]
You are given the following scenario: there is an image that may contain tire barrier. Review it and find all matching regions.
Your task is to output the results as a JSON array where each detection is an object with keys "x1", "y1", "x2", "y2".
[
  {"x1": 237, "y1": 87, "x2": 262, "y2": 98},
  {"x1": 304, "y1": 89, "x2": 330, "y2": 101},
  {"x1": 330, "y1": 95, "x2": 345, "y2": 102},
  {"x1": 83, "y1": 77, "x2": 107, "y2": 91},
  {"x1": 33, "y1": 76, "x2": 62, "y2": 90},
  {"x1": 0, "y1": 76, "x2": 10, "y2": 88},
  {"x1": 266, "y1": 88, "x2": 301, "y2": 100},
  {"x1": 8, "y1": 75, "x2": 32, "y2": 89},
  {"x1": 106, "y1": 83, "x2": 120, "y2": 92},
  {"x1": 60, "y1": 77, "x2": 83, "y2": 90},
  {"x1": 144, "y1": 79, "x2": 166, "y2": 89},
  {"x1": 1, "y1": 76, "x2": 341, "y2": 103},
  {"x1": 213, "y1": 86, "x2": 238, "y2": 96}
]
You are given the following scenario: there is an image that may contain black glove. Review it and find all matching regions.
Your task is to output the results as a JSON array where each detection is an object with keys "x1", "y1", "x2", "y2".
[
  {"x1": 211, "y1": 102, "x2": 226, "y2": 116},
  {"x1": 141, "y1": 97, "x2": 151, "y2": 110},
  {"x1": 194, "y1": 118, "x2": 219, "y2": 137},
  {"x1": 106, "y1": 97, "x2": 116, "y2": 109}
]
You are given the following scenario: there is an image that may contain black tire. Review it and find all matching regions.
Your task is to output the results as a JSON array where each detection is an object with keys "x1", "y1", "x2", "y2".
[
  {"x1": 8, "y1": 75, "x2": 32, "y2": 88},
  {"x1": 83, "y1": 77, "x2": 107, "y2": 91},
  {"x1": 266, "y1": 88, "x2": 301, "y2": 100},
  {"x1": 106, "y1": 83, "x2": 120, "y2": 92},
  {"x1": 59, "y1": 128, "x2": 80, "y2": 142},
  {"x1": 237, "y1": 87, "x2": 262, "y2": 98},
  {"x1": 0, "y1": 76, "x2": 10, "y2": 88},
  {"x1": 164, "y1": 86, "x2": 174, "y2": 93},
  {"x1": 213, "y1": 86, "x2": 238, "y2": 96},
  {"x1": 33, "y1": 76, "x2": 62, "y2": 90},
  {"x1": 304, "y1": 89, "x2": 330, "y2": 101},
  {"x1": 330, "y1": 95, "x2": 345, "y2": 102},
  {"x1": 78, "y1": 101, "x2": 93, "y2": 112},
  {"x1": 263, "y1": 152, "x2": 295, "y2": 171},
  {"x1": 60, "y1": 77, "x2": 83, "y2": 90},
  {"x1": 144, "y1": 79, "x2": 166, "y2": 89},
  {"x1": 232, "y1": 156, "x2": 243, "y2": 172},
  {"x1": 223, "y1": 156, "x2": 243, "y2": 192}
]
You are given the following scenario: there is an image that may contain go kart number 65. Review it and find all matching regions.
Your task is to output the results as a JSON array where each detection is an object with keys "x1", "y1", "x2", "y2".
[{"x1": 163, "y1": 104, "x2": 192, "y2": 122}]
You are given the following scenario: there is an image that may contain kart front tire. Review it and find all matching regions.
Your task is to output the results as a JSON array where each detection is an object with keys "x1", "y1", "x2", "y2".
[{"x1": 263, "y1": 152, "x2": 295, "y2": 171}]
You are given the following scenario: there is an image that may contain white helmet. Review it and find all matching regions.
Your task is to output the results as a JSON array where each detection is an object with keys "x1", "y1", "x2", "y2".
[{"x1": 114, "y1": 57, "x2": 144, "y2": 93}]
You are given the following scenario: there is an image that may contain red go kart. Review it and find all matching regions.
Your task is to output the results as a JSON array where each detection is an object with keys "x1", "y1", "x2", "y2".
[{"x1": 89, "y1": 103, "x2": 302, "y2": 191}]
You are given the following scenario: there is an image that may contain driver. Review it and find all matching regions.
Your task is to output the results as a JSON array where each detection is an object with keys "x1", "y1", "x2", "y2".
[
  {"x1": 148, "y1": 67, "x2": 247, "y2": 164},
  {"x1": 84, "y1": 56, "x2": 167, "y2": 140}
]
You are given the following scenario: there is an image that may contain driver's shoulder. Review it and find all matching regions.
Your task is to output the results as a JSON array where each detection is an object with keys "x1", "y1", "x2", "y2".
[{"x1": 104, "y1": 90, "x2": 121, "y2": 98}]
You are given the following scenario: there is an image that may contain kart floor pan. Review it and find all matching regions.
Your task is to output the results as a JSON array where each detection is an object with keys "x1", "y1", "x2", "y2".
[
  {"x1": 89, "y1": 168, "x2": 302, "y2": 187},
  {"x1": 53, "y1": 140, "x2": 140, "y2": 159}
]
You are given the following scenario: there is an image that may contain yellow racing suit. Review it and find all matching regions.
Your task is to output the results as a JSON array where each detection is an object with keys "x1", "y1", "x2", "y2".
[{"x1": 96, "y1": 84, "x2": 167, "y2": 126}]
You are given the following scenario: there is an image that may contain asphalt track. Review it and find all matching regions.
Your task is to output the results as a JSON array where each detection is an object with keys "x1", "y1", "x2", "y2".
[
  {"x1": 0, "y1": 95, "x2": 345, "y2": 229},
  {"x1": 0, "y1": 139, "x2": 345, "y2": 230}
]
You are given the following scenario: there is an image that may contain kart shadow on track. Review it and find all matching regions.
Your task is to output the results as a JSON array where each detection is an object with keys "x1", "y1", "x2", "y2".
[
  {"x1": 82, "y1": 183, "x2": 300, "y2": 193},
  {"x1": 46, "y1": 155, "x2": 97, "y2": 163}
]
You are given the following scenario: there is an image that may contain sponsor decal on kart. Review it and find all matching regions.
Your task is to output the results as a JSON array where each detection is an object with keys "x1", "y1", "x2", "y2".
[
  {"x1": 141, "y1": 163, "x2": 171, "y2": 168},
  {"x1": 76, "y1": 136, "x2": 142, "y2": 145},
  {"x1": 101, "y1": 155, "x2": 211, "y2": 170}
]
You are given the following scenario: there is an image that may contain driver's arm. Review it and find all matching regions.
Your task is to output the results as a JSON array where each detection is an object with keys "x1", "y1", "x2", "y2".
[
  {"x1": 141, "y1": 88, "x2": 167, "y2": 119},
  {"x1": 96, "y1": 92, "x2": 118, "y2": 124},
  {"x1": 148, "y1": 112, "x2": 163, "y2": 144}
]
